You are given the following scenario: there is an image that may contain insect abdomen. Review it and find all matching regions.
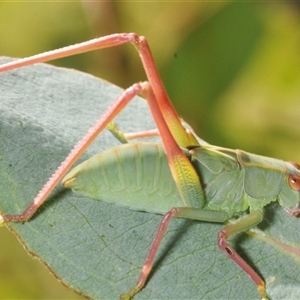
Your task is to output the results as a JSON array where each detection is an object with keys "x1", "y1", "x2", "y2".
[{"x1": 62, "y1": 143, "x2": 184, "y2": 214}]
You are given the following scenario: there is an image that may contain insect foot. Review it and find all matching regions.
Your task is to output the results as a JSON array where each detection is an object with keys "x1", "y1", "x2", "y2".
[
  {"x1": 258, "y1": 285, "x2": 269, "y2": 300},
  {"x1": 119, "y1": 292, "x2": 133, "y2": 300}
]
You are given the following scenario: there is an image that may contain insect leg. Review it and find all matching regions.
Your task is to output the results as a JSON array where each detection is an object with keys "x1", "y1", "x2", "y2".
[
  {"x1": 141, "y1": 83, "x2": 205, "y2": 209},
  {"x1": 107, "y1": 122, "x2": 159, "y2": 143},
  {"x1": 120, "y1": 207, "x2": 228, "y2": 300},
  {"x1": 218, "y1": 209, "x2": 269, "y2": 300},
  {"x1": 107, "y1": 120, "x2": 201, "y2": 145},
  {"x1": 0, "y1": 81, "x2": 203, "y2": 224},
  {"x1": 0, "y1": 82, "x2": 148, "y2": 224},
  {"x1": 0, "y1": 33, "x2": 198, "y2": 148}
]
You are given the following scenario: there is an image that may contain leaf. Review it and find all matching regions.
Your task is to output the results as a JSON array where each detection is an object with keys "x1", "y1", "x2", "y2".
[{"x1": 0, "y1": 58, "x2": 300, "y2": 299}]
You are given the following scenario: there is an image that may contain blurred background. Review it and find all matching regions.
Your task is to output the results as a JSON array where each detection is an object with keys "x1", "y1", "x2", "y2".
[{"x1": 0, "y1": 1, "x2": 300, "y2": 299}]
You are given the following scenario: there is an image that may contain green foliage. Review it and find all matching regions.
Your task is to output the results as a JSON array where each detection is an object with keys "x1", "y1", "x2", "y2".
[{"x1": 1, "y1": 59, "x2": 300, "y2": 299}]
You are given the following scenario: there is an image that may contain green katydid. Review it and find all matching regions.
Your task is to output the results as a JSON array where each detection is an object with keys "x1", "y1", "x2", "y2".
[{"x1": 0, "y1": 33, "x2": 300, "y2": 300}]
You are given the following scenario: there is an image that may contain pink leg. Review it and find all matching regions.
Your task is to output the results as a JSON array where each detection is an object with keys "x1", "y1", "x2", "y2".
[
  {"x1": 218, "y1": 210, "x2": 269, "y2": 300},
  {"x1": 120, "y1": 208, "x2": 181, "y2": 300},
  {"x1": 1, "y1": 32, "x2": 206, "y2": 223},
  {"x1": 120, "y1": 206, "x2": 228, "y2": 300},
  {"x1": 2, "y1": 82, "x2": 146, "y2": 222},
  {"x1": 0, "y1": 33, "x2": 196, "y2": 149},
  {"x1": 2, "y1": 80, "x2": 204, "y2": 227},
  {"x1": 123, "y1": 129, "x2": 159, "y2": 140}
]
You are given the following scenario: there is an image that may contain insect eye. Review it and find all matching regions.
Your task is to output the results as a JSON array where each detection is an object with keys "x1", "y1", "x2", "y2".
[{"x1": 288, "y1": 175, "x2": 300, "y2": 191}]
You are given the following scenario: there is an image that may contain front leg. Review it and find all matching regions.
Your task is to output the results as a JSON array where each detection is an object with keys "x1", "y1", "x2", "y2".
[{"x1": 218, "y1": 209, "x2": 269, "y2": 300}]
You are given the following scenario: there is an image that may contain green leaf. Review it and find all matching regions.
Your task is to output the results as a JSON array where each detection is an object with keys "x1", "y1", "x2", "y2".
[{"x1": 0, "y1": 58, "x2": 300, "y2": 299}]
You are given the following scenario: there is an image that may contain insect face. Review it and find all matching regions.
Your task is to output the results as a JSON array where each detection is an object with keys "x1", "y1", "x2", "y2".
[{"x1": 280, "y1": 162, "x2": 300, "y2": 216}]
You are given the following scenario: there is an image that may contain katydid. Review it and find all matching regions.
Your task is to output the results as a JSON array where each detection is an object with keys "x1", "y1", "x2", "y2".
[{"x1": 0, "y1": 33, "x2": 300, "y2": 300}]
